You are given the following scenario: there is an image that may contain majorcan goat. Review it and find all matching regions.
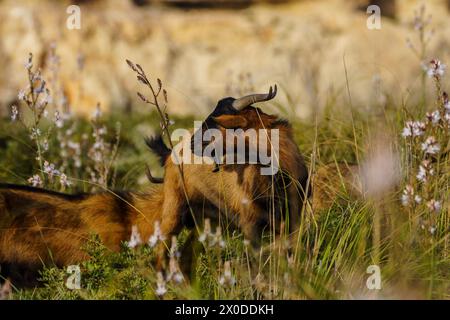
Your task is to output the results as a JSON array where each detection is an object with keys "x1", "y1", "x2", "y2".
[
  {"x1": 146, "y1": 86, "x2": 310, "y2": 246},
  {"x1": 0, "y1": 184, "x2": 169, "y2": 287}
]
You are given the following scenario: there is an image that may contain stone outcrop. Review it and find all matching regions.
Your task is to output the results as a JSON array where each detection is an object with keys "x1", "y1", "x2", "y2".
[{"x1": 1, "y1": 0, "x2": 450, "y2": 118}]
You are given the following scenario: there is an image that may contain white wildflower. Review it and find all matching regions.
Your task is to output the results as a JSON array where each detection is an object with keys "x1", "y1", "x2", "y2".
[
  {"x1": 444, "y1": 113, "x2": 450, "y2": 127},
  {"x1": 11, "y1": 105, "x2": 18, "y2": 121},
  {"x1": 92, "y1": 142, "x2": 103, "y2": 150},
  {"x1": 412, "y1": 121, "x2": 426, "y2": 136},
  {"x1": 219, "y1": 261, "x2": 236, "y2": 287},
  {"x1": 98, "y1": 126, "x2": 107, "y2": 136},
  {"x1": 167, "y1": 256, "x2": 184, "y2": 284},
  {"x1": 199, "y1": 218, "x2": 212, "y2": 243},
  {"x1": 414, "y1": 195, "x2": 422, "y2": 204},
  {"x1": 444, "y1": 100, "x2": 450, "y2": 114},
  {"x1": 417, "y1": 160, "x2": 433, "y2": 183},
  {"x1": 199, "y1": 219, "x2": 225, "y2": 248},
  {"x1": 427, "y1": 59, "x2": 446, "y2": 78},
  {"x1": 59, "y1": 173, "x2": 71, "y2": 188},
  {"x1": 54, "y1": 111, "x2": 64, "y2": 128},
  {"x1": 401, "y1": 185, "x2": 414, "y2": 206},
  {"x1": 172, "y1": 272, "x2": 184, "y2": 284},
  {"x1": 401, "y1": 125, "x2": 412, "y2": 138},
  {"x1": 18, "y1": 90, "x2": 26, "y2": 101},
  {"x1": 213, "y1": 226, "x2": 226, "y2": 248},
  {"x1": 127, "y1": 225, "x2": 142, "y2": 249},
  {"x1": 155, "y1": 272, "x2": 167, "y2": 297},
  {"x1": 42, "y1": 140, "x2": 49, "y2": 151},
  {"x1": 30, "y1": 128, "x2": 41, "y2": 140},
  {"x1": 429, "y1": 226, "x2": 436, "y2": 235},
  {"x1": 426, "y1": 199, "x2": 441, "y2": 213},
  {"x1": 67, "y1": 141, "x2": 81, "y2": 152},
  {"x1": 28, "y1": 174, "x2": 43, "y2": 187},
  {"x1": 426, "y1": 110, "x2": 440, "y2": 125},
  {"x1": 43, "y1": 161, "x2": 59, "y2": 178},
  {"x1": 169, "y1": 235, "x2": 180, "y2": 258},
  {"x1": 402, "y1": 121, "x2": 425, "y2": 138},
  {"x1": 148, "y1": 221, "x2": 165, "y2": 247},
  {"x1": 421, "y1": 136, "x2": 440, "y2": 155}
]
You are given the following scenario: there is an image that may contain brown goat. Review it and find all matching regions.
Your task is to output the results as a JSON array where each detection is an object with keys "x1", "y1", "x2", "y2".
[
  {"x1": 147, "y1": 86, "x2": 310, "y2": 246},
  {"x1": 0, "y1": 184, "x2": 167, "y2": 287}
]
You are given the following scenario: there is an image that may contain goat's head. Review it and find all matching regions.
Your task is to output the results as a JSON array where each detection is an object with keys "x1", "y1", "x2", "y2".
[
  {"x1": 146, "y1": 85, "x2": 282, "y2": 182},
  {"x1": 191, "y1": 85, "x2": 278, "y2": 154}
]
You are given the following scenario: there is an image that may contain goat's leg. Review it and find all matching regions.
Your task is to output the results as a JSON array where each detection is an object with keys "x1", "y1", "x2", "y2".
[
  {"x1": 156, "y1": 169, "x2": 187, "y2": 271},
  {"x1": 160, "y1": 192, "x2": 184, "y2": 237}
]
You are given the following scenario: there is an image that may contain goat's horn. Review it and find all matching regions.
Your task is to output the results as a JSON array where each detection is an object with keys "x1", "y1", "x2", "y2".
[{"x1": 232, "y1": 85, "x2": 277, "y2": 110}]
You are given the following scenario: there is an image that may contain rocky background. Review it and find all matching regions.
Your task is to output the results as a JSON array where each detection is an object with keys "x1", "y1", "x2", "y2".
[{"x1": 1, "y1": 0, "x2": 450, "y2": 118}]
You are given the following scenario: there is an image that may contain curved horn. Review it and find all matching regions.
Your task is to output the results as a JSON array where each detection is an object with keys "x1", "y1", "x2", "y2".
[{"x1": 232, "y1": 85, "x2": 277, "y2": 110}]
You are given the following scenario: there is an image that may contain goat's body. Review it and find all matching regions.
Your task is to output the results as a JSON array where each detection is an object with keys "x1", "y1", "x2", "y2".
[{"x1": 0, "y1": 184, "x2": 164, "y2": 286}]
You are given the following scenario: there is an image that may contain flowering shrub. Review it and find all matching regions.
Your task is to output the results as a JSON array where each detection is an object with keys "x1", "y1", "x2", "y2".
[
  {"x1": 9, "y1": 51, "x2": 120, "y2": 192},
  {"x1": 401, "y1": 59, "x2": 449, "y2": 238}
]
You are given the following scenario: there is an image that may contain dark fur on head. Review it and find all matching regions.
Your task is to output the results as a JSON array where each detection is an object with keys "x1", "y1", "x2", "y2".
[
  {"x1": 144, "y1": 95, "x2": 242, "y2": 168},
  {"x1": 191, "y1": 97, "x2": 238, "y2": 155}
]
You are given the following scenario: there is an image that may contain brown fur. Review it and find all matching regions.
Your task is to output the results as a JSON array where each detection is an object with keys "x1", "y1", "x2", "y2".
[{"x1": 0, "y1": 184, "x2": 165, "y2": 286}]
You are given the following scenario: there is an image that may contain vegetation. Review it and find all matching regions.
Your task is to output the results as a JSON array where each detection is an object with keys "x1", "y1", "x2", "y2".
[{"x1": 0, "y1": 6, "x2": 448, "y2": 300}]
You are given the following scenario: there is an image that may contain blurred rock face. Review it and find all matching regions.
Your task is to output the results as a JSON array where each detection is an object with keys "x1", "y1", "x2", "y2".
[{"x1": 1, "y1": 0, "x2": 450, "y2": 118}]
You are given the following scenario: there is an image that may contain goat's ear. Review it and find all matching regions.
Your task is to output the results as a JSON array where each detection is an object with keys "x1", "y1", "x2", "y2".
[{"x1": 213, "y1": 115, "x2": 248, "y2": 129}]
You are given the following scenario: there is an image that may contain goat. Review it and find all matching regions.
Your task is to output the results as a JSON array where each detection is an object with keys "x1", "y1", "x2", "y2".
[
  {"x1": 0, "y1": 184, "x2": 172, "y2": 287},
  {"x1": 146, "y1": 86, "x2": 310, "y2": 246}
]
